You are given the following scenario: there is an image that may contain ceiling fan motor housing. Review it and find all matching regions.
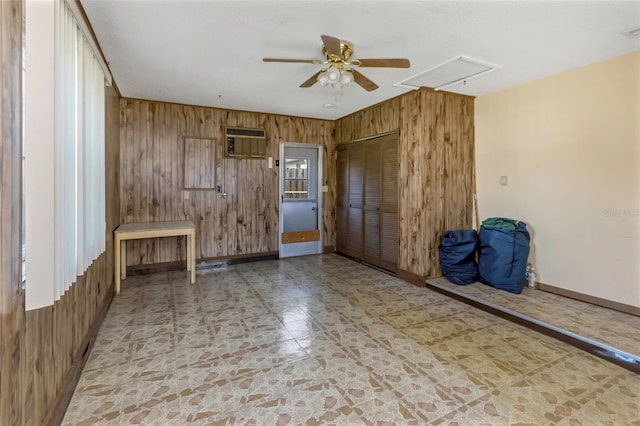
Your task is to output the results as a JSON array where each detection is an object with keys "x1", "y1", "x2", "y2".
[{"x1": 322, "y1": 40, "x2": 353, "y2": 66}]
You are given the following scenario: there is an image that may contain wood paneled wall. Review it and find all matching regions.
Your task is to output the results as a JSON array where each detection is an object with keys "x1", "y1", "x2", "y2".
[
  {"x1": 119, "y1": 98, "x2": 336, "y2": 266},
  {"x1": 19, "y1": 84, "x2": 120, "y2": 426},
  {"x1": 0, "y1": 26, "x2": 120, "y2": 422},
  {"x1": 336, "y1": 88, "x2": 474, "y2": 279},
  {"x1": 22, "y1": 255, "x2": 110, "y2": 424},
  {"x1": 20, "y1": 85, "x2": 119, "y2": 426},
  {"x1": 0, "y1": 1, "x2": 24, "y2": 425}
]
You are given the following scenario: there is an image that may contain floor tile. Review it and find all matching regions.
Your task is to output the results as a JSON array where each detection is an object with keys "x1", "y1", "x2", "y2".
[{"x1": 63, "y1": 254, "x2": 637, "y2": 425}]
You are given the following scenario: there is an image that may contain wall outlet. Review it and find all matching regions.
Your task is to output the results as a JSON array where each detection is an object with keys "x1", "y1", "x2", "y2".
[{"x1": 322, "y1": 185, "x2": 329, "y2": 193}]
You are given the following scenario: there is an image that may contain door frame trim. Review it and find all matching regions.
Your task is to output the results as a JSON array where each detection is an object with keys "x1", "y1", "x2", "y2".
[{"x1": 278, "y1": 142, "x2": 323, "y2": 257}]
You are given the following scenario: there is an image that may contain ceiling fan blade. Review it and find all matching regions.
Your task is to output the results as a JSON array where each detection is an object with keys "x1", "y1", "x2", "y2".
[
  {"x1": 263, "y1": 58, "x2": 319, "y2": 64},
  {"x1": 352, "y1": 70, "x2": 379, "y2": 91},
  {"x1": 355, "y1": 58, "x2": 411, "y2": 68},
  {"x1": 300, "y1": 70, "x2": 322, "y2": 88},
  {"x1": 321, "y1": 35, "x2": 342, "y2": 58}
]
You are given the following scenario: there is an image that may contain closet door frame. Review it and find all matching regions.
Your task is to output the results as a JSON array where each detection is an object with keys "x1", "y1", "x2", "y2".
[{"x1": 336, "y1": 131, "x2": 398, "y2": 271}]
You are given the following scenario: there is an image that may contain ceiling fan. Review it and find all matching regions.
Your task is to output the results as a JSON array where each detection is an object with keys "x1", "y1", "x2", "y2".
[{"x1": 263, "y1": 35, "x2": 410, "y2": 92}]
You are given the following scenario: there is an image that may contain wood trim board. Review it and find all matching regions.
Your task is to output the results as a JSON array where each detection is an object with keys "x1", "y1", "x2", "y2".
[{"x1": 281, "y1": 230, "x2": 320, "y2": 244}]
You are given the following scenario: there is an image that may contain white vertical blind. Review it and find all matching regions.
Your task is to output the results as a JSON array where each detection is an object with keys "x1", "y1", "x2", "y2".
[
  {"x1": 54, "y1": 0, "x2": 78, "y2": 300},
  {"x1": 78, "y1": 29, "x2": 106, "y2": 274},
  {"x1": 65, "y1": 0, "x2": 113, "y2": 86},
  {"x1": 52, "y1": 0, "x2": 106, "y2": 301},
  {"x1": 25, "y1": 0, "x2": 56, "y2": 310},
  {"x1": 26, "y1": 0, "x2": 106, "y2": 309}
]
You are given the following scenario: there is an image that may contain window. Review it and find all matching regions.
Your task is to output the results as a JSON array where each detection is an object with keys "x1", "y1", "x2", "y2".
[
  {"x1": 25, "y1": 0, "x2": 106, "y2": 309},
  {"x1": 284, "y1": 157, "x2": 309, "y2": 199}
]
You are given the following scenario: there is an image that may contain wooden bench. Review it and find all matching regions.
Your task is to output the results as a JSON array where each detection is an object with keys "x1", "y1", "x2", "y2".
[{"x1": 114, "y1": 220, "x2": 196, "y2": 294}]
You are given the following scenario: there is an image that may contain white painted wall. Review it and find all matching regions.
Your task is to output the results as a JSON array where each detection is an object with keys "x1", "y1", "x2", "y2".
[{"x1": 475, "y1": 52, "x2": 640, "y2": 308}]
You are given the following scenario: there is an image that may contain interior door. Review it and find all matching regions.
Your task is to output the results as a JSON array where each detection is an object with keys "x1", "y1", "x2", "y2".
[
  {"x1": 335, "y1": 133, "x2": 398, "y2": 272},
  {"x1": 335, "y1": 145, "x2": 349, "y2": 253},
  {"x1": 346, "y1": 142, "x2": 364, "y2": 258},
  {"x1": 363, "y1": 139, "x2": 381, "y2": 264},
  {"x1": 379, "y1": 134, "x2": 398, "y2": 271},
  {"x1": 280, "y1": 144, "x2": 321, "y2": 258}
]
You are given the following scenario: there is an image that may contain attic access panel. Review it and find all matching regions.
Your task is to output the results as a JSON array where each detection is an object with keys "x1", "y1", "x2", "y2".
[{"x1": 394, "y1": 55, "x2": 501, "y2": 91}]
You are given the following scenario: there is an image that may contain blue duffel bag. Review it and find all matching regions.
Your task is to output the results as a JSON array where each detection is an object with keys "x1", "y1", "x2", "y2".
[
  {"x1": 478, "y1": 218, "x2": 530, "y2": 294},
  {"x1": 439, "y1": 230, "x2": 479, "y2": 285}
]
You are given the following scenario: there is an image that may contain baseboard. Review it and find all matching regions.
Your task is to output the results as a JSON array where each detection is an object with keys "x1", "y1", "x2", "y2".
[
  {"x1": 197, "y1": 252, "x2": 280, "y2": 269},
  {"x1": 44, "y1": 289, "x2": 115, "y2": 426},
  {"x1": 537, "y1": 282, "x2": 640, "y2": 317},
  {"x1": 397, "y1": 269, "x2": 425, "y2": 287},
  {"x1": 127, "y1": 251, "x2": 280, "y2": 275}
]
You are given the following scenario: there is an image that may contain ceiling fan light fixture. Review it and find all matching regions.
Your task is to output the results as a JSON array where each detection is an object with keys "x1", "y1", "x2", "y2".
[
  {"x1": 318, "y1": 71, "x2": 329, "y2": 86},
  {"x1": 340, "y1": 70, "x2": 353, "y2": 85},
  {"x1": 326, "y1": 67, "x2": 340, "y2": 82}
]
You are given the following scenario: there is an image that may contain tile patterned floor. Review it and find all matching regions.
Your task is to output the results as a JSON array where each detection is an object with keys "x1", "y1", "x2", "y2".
[
  {"x1": 427, "y1": 277, "x2": 640, "y2": 358},
  {"x1": 63, "y1": 255, "x2": 639, "y2": 425}
]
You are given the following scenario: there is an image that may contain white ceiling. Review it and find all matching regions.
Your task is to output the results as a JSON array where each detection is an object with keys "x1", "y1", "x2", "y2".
[{"x1": 81, "y1": 0, "x2": 640, "y2": 120}]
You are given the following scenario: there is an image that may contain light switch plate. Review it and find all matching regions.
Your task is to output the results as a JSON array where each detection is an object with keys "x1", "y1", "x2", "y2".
[
  {"x1": 322, "y1": 185, "x2": 329, "y2": 193},
  {"x1": 183, "y1": 190, "x2": 190, "y2": 200},
  {"x1": 499, "y1": 176, "x2": 509, "y2": 186}
]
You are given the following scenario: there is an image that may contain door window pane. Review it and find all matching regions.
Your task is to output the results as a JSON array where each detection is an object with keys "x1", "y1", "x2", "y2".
[{"x1": 284, "y1": 157, "x2": 308, "y2": 199}]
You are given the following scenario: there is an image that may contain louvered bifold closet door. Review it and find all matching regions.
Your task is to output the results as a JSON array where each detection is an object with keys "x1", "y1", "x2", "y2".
[
  {"x1": 363, "y1": 140, "x2": 381, "y2": 264},
  {"x1": 336, "y1": 145, "x2": 349, "y2": 253},
  {"x1": 379, "y1": 134, "x2": 398, "y2": 271},
  {"x1": 346, "y1": 142, "x2": 364, "y2": 258}
]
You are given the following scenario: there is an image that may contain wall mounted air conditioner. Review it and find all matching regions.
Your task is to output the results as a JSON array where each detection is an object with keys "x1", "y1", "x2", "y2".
[{"x1": 224, "y1": 127, "x2": 266, "y2": 159}]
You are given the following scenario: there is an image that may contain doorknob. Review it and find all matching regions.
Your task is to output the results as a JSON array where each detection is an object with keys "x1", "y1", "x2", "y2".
[{"x1": 311, "y1": 207, "x2": 316, "y2": 211}]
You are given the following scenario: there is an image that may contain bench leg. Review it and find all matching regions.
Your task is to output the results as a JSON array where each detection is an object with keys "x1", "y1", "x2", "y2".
[
  {"x1": 115, "y1": 237, "x2": 121, "y2": 295},
  {"x1": 120, "y1": 240, "x2": 127, "y2": 280},
  {"x1": 190, "y1": 233, "x2": 196, "y2": 284},
  {"x1": 186, "y1": 235, "x2": 191, "y2": 272}
]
